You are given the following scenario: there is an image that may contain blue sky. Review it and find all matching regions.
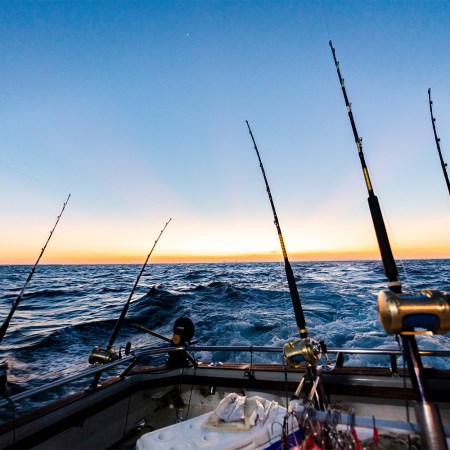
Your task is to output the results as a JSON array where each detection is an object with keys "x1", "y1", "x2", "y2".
[{"x1": 1, "y1": 1, "x2": 449, "y2": 264}]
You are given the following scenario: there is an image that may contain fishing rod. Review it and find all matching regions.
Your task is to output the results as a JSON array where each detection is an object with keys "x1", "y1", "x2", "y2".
[
  {"x1": 329, "y1": 42, "x2": 401, "y2": 294},
  {"x1": 329, "y1": 41, "x2": 448, "y2": 450},
  {"x1": 246, "y1": 121, "x2": 326, "y2": 410},
  {"x1": 428, "y1": 88, "x2": 450, "y2": 196},
  {"x1": 246, "y1": 120, "x2": 307, "y2": 339},
  {"x1": 89, "y1": 219, "x2": 171, "y2": 386},
  {"x1": 0, "y1": 194, "x2": 71, "y2": 345}
]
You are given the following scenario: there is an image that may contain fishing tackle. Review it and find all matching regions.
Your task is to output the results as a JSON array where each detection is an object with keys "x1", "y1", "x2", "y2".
[
  {"x1": 89, "y1": 219, "x2": 172, "y2": 385},
  {"x1": 378, "y1": 289, "x2": 450, "y2": 335},
  {"x1": 246, "y1": 121, "x2": 327, "y2": 410},
  {"x1": 329, "y1": 43, "x2": 400, "y2": 293},
  {"x1": 428, "y1": 88, "x2": 450, "y2": 196},
  {"x1": 329, "y1": 41, "x2": 448, "y2": 450},
  {"x1": 245, "y1": 121, "x2": 308, "y2": 340},
  {"x1": 0, "y1": 194, "x2": 71, "y2": 345},
  {"x1": 132, "y1": 317, "x2": 197, "y2": 368}
]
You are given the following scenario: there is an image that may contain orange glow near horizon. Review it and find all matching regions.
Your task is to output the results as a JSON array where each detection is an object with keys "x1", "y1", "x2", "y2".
[
  {"x1": 2, "y1": 246, "x2": 449, "y2": 265},
  {"x1": 2, "y1": 215, "x2": 449, "y2": 264}
]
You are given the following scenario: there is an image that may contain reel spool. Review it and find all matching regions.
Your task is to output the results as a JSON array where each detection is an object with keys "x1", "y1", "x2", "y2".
[
  {"x1": 89, "y1": 342, "x2": 131, "y2": 365},
  {"x1": 88, "y1": 346, "x2": 119, "y2": 365},
  {"x1": 378, "y1": 289, "x2": 450, "y2": 335},
  {"x1": 283, "y1": 337, "x2": 322, "y2": 368}
]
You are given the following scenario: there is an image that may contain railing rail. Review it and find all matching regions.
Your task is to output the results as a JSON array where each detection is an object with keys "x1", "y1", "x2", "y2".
[{"x1": 1, "y1": 344, "x2": 448, "y2": 408}]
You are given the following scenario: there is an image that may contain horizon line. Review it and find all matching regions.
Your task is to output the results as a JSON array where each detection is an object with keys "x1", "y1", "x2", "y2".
[{"x1": 1, "y1": 256, "x2": 449, "y2": 266}]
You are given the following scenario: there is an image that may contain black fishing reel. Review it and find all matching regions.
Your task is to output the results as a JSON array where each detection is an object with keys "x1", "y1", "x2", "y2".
[
  {"x1": 171, "y1": 316, "x2": 195, "y2": 345},
  {"x1": 131, "y1": 317, "x2": 196, "y2": 368},
  {"x1": 168, "y1": 317, "x2": 196, "y2": 369},
  {"x1": 283, "y1": 337, "x2": 322, "y2": 368},
  {"x1": 378, "y1": 289, "x2": 450, "y2": 335}
]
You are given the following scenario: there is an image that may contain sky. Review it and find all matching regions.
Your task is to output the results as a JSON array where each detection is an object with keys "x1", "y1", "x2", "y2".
[{"x1": 1, "y1": 0, "x2": 449, "y2": 265}]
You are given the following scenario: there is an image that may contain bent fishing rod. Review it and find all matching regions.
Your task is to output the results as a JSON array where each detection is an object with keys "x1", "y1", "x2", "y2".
[
  {"x1": 246, "y1": 121, "x2": 307, "y2": 338},
  {"x1": 0, "y1": 194, "x2": 71, "y2": 346},
  {"x1": 329, "y1": 42, "x2": 401, "y2": 294},
  {"x1": 428, "y1": 88, "x2": 450, "y2": 196},
  {"x1": 330, "y1": 41, "x2": 448, "y2": 450},
  {"x1": 90, "y1": 218, "x2": 171, "y2": 386}
]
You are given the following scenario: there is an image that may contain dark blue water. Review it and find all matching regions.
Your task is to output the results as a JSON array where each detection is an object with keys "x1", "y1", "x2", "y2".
[{"x1": 0, "y1": 260, "x2": 449, "y2": 397}]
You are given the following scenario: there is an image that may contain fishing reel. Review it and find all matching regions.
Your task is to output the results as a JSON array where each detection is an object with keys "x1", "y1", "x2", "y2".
[
  {"x1": 89, "y1": 347, "x2": 119, "y2": 365},
  {"x1": 171, "y1": 316, "x2": 195, "y2": 345},
  {"x1": 132, "y1": 317, "x2": 196, "y2": 368},
  {"x1": 378, "y1": 289, "x2": 450, "y2": 335},
  {"x1": 88, "y1": 342, "x2": 131, "y2": 365},
  {"x1": 167, "y1": 317, "x2": 196, "y2": 368},
  {"x1": 283, "y1": 337, "x2": 322, "y2": 368}
]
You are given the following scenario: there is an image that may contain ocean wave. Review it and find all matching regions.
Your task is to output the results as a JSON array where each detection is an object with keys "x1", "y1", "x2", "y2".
[{"x1": 0, "y1": 260, "x2": 448, "y2": 393}]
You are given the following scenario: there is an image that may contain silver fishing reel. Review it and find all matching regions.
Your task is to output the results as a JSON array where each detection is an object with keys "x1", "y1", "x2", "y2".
[{"x1": 283, "y1": 337, "x2": 322, "y2": 368}]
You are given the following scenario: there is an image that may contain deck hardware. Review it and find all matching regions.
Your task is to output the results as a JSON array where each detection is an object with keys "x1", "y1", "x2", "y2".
[
  {"x1": 244, "y1": 368, "x2": 256, "y2": 381},
  {"x1": 335, "y1": 352, "x2": 344, "y2": 368},
  {"x1": 390, "y1": 354, "x2": 399, "y2": 375}
]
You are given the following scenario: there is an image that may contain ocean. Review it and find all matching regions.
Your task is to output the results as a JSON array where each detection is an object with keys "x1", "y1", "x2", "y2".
[{"x1": 0, "y1": 260, "x2": 449, "y2": 413}]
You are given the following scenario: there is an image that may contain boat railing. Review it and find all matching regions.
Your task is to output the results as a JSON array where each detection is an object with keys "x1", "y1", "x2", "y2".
[{"x1": 1, "y1": 344, "x2": 449, "y2": 413}]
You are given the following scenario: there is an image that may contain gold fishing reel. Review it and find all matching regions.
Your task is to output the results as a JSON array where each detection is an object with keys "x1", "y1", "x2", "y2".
[
  {"x1": 88, "y1": 346, "x2": 119, "y2": 365},
  {"x1": 89, "y1": 342, "x2": 131, "y2": 365},
  {"x1": 378, "y1": 289, "x2": 450, "y2": 335},
  {"x1": 283, "y1": 337, "x2": 322, "y2": 368}
]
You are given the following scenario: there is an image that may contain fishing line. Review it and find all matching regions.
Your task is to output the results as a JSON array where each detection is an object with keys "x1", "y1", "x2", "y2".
[
  {"x1": 367, "y1": 165, "x2": 410, "y2": 284},
  {"x1": 120, "y1": 378, "x2": 133, "y2": 448},
  {"x1": 175, "y1": 363, "x2": 194, "y2": 422},
  {"x1": 283, "y1": 363, "x2": 289, "y2": 411},
  {"x1": 0, "y1": 161, "x2": 69, "y2": 194},
  {"x1": 319, "y1": 0, "x2": 332, "y2": 42},
  {"x1": 278, "y1": 260, "x2": 292, "y2": 331},
  {"x1": 181, "y1": 363, "x2": 197, "y2": 422}
]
